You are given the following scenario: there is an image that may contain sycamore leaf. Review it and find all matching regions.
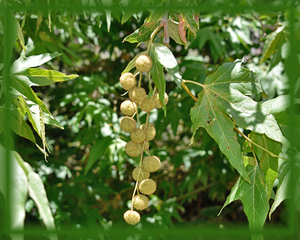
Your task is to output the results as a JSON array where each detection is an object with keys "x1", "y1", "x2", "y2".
[
  {"x1": 123, "y1": 22, "x2": 158, "y2": 43},
  {"x1": 259, "y1": 27, "x2": 285, "y2": 65},
  {"x1": 219, "y1": 164, "x2": 269, "y2": 235},
  {"x1": 14, "y1": 68, "x2": 78, "y2": 86},
  {"x1": 149, "y1": 46, "x2": 166, "y2": 115},
  {"x1": 151, "y1": 44, "x2": 182, "y2": 87},
  {"x1": 85, "y1": 137, "x2": 113, "y2": 175},
  {"x1": 167, "y1": 19, "x2": 187, "y2": 48},
  {"x1": 249, "y1": 133, "x2": 281, "y2": 199},
  {"x1": 11, "y1": 52, "x2": 61, "y2": 74},
  {"x1": 269, "y1": 159, "x2": 300, "y2": 219}
]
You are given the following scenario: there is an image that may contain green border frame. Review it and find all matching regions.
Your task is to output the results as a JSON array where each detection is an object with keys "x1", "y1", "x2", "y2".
[{"x1": 1, "y1": 0, "x2": 299, "y2": 239}]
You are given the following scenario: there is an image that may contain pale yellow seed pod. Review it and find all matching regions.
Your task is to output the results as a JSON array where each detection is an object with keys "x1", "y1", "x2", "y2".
[
  {"x1": 135, "y1": 54, "x2": 153, "y2": 72},
  {"x1": 123, "y1": 210, "x2": 140, "y2": 225},
  {"x1": 129, "y1": 87, "x2": 147, "y2": 103},
  {"x1": 154, "y1": 92, "x2": 169, "y2": 109},
  {"x1": 132, "y1": 194, "x2": 149, "y2": 210},
  {"x1": 142, "y1": 156, "x2": 161, "y2": 172},
  {"x1": 120, "y1": 100, "x2": 137, "y2": 116},
  {"x1": 140, "y1": 123, "x2": 156, "y2": 141},
  {"x1": 120, "y1": 117, "x2": 136, "y2": 133},
  {"x1": 139, "y1": 178, "x2": 157, "y2": 195},
  {"x1": 125, "y1": 141, "x2": 142, "y2": 158},
  {"x1": 132, "y1": 166, "x2": 150, "y2": 181},
  {"x1": 130, "y1": 129, "x2": 146, "y2": 144},
  {"x1": 119, "y1": 72, "x2": 137, "y2": 91},
  {"x1": 139, "y1": 96, "x2": 156, "y2": 112}
]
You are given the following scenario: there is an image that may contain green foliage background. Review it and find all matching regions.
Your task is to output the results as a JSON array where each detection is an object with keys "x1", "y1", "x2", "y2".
[{"x1": 0, "y1": 0, "x2": 299, "y2": 240}]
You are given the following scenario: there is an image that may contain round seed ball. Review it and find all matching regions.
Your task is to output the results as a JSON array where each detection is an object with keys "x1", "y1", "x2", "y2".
[
  {"x1": 139, "y1": 96, "x2": 156, "y2": 112},
  {"x1": 130, "y1": 129, "x2": 146, "y2": 144},
  {"x1": 135, "y1": 54, "x2": 153, "y2": 72},
  {"x1": 142, "y1": 156, "x2": 161, "y2": 172},
  {"x1": 140, "y1": 124, "x2": 156, "y2": 141},
  {"x1": 141, "y1": 141, "x2": 149, "y2": 152},
  {"x1": 120, "y1": 117, "x2": 136, "y2": 133},
  {"x1": 125, "y1": 141, "x2": 142, "y2": 158},
  {"x1": 119, "y1": 72, "x2": 137, "y2": 91},
  {"x1": 129, "y1": 87, "x2": 147, "y2": 104},
  {"x1": 123, "y1": 210, "x2": 140, "y2": 225},
  {"x1": 120, "y1": 100, "x2": 136, "y2": 116},
  {"x1": 132, "y1": 166, "x2": 150, "y2": 181},
  {"x1": 133, "y1": 194, "x2": 149, "y2": 210},
  {"x1": 154, "y1": 92, "x2": 169, "y2": 109},
  {"x1": 139, "y1": 178, "x2": 157, "y2": 195}
]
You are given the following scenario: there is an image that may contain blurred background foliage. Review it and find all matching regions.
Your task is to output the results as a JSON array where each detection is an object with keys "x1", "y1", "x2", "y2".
[{"x1": 1, "y1": 0, "x2": 298, "y2": 235}]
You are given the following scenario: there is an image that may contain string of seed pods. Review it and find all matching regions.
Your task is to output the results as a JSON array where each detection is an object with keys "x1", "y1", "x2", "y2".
[{"x1": 119, "y1": 54, "x2": 169, "y2": 225}]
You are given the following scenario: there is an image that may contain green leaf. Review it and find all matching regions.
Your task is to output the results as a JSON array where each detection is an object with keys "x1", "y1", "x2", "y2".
[
  {"x1": 151, "y1": 44, "x2": 182, "y2": 87},
  {"x1": 11, "y1": 52, "x2": 61, "y2": 74},
  {"x1": 102, "y1": 0, "x2": 112, "y2": 32},
  {"x1": 249, "y1": 133, "x2": 281, "y2": 199},
  {"x1": 259, "y1": 27, "x2": 285, "y2": 65},
  {"x1": 9, "y1": 107, "x2": 36, "y2": 143},
  {"x1": 15, "y1": 68, "x2": 78, "y2": 86},
  {"x1": 25, "y1": 162, "x2": 57, "y2": 240},
  {"x1": 149, "y1": 46, "x2": 166, "y2": 115},
  {"x1": 123, "y1": 22, "x2": 158, "y2": 43},
  {"x1": 269, "y1": 160, "x2": 300, "y2": 219},
  {"x1": 167, "y1": 19, "x2": 187, "y2": 48},
  {"x1": 219, "y1": 164, "x2": 269, "y2": 236},
  {"x1": 85, "y1": 137, "x2": 113, "y2": 175}
]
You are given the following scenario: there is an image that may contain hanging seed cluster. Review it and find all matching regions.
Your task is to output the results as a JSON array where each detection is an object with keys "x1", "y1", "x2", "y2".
[{"x1": 119, "y1": 54, "x2": 168, "y2": 225}]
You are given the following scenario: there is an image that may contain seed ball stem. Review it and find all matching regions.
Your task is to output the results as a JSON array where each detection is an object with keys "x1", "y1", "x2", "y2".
[
  {"x1": 120, "y1": 100, "x2": 137, "y2": 116},
  {"x1": 142, "y1": 156, "x2": 161, "y2": 172},
  {"x1": 135, "y1": 55, "x2": 153, "y2": 72},
  {"x1": 120, "y1": 117, "x2": 136, "y2": 133},
  {"x1": 119, "y1": 73, "x2": 137, "y2": 91},
  {"x1": 129, "y1": 87, "x2": 147, "y2": 104},
  {"x1": 141, "y1": 141, "x2": 149, "y2": 152},
  {"x1": 130, "y1": 129, "x2": 146, "y2": 143},
  {"x1": 132, "y1": 166, "x2": 150, "y2": 181},
  {"x1": 140, "y1": 124, "x2": 156, "y2": 141},
  {"x1": 132, "y1": 195, "x2": 149, "y2": 210},
  {"x1": 139, "y1": 178, "x2": 157, "y2": 195},
  {"x1": 125, "y1": 141, "x2": 142, "y2": 158},
  {"x1": 123, "y1": 210, "x2": 140, "y2": 225}
]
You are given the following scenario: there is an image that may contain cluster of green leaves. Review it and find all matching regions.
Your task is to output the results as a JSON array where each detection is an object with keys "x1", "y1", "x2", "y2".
[{"x1": 0, "y1": 1, "x2": 299, "y2": 240}]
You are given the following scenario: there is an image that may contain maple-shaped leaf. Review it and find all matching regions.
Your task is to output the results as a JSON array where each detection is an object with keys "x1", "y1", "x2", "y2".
[
  {"x1": 218, "y1": 163, "x2": 269, "y2": 238},
  {"x1": 191, "y1": 59, "x2": 286, "y2": 182}
]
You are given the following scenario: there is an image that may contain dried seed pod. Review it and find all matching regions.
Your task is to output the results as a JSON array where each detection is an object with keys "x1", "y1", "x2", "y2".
[
  {"x1": 154, "y1": 92, "x2": 169, "y2": 109},
  {"x1": 130, "y1": 128, "x2": 146, "y2": 144},
  {"x1": 132, "y1": 194, "x2": 149, "y2": 210},
  {"x1": 120, "y1": 117, "x2": 136, "y2": 133},
  {"x1": 125, "y1": 141, "x2": 142, "y2": 158},
  {"x1": 141, "y1": 141, "x2": 149, "y2": 152},
  {"x1": 132, "y1": 166, "x2": 150, "y2": 181},
  {"x1": 135, "y1": 54, "x2": 153, "y2": 72},
  {"x1": 142, "y1": 156, "x2": 161, "y2": 172},
  {"x1": 140, "y1": 123, "x2": 156, "y2": 141},
  {"x1": 120, "y1": 100, "x2": 137, "y2": 116},
  {"x1": 119, "y1": 72, "x2": 137, "y2": 91},
  {"x1": 123, "y1": 210, "x2": 140, "y2": 225},
  {"x1": 139, "y1": 178, "x2": 157, "y2": 195},
  {"x1": 129, "y1": 87, "x2": 147, "y2": 103},
  {"x1": 139, "y1": 96, "x2": 156, "y2": 112}
]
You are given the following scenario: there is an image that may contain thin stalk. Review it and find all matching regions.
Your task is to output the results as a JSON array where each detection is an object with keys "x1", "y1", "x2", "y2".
[
  {"x1": 234, "y1": 127, "x2": 289, "y2": 161},
  {"x1": 182, "y1": 81, "x2": 197, "y2": 102},
  {"x1": 182, "y1": 79, "x2": 205, "y2": 88}
]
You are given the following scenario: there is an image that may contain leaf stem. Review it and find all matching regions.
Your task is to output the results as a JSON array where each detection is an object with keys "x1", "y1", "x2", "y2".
[
  {"x1": 182, "y1": 79, "x2": 205, "y2": 88},
  {"x1": 234, "y1": 127, "x2": 288, "y2": 161},
  {"x1": 181, "y1": 80, "x2": 197, "y2": 102}
]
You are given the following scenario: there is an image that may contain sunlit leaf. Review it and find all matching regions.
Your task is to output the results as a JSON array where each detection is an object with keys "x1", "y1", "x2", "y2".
[
  {"x1": 123, "y1": 22, "x2": 158, "y2": 43},
  {"x1": 219, "y1": 164, "x2": 269, "y2": 236}
]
